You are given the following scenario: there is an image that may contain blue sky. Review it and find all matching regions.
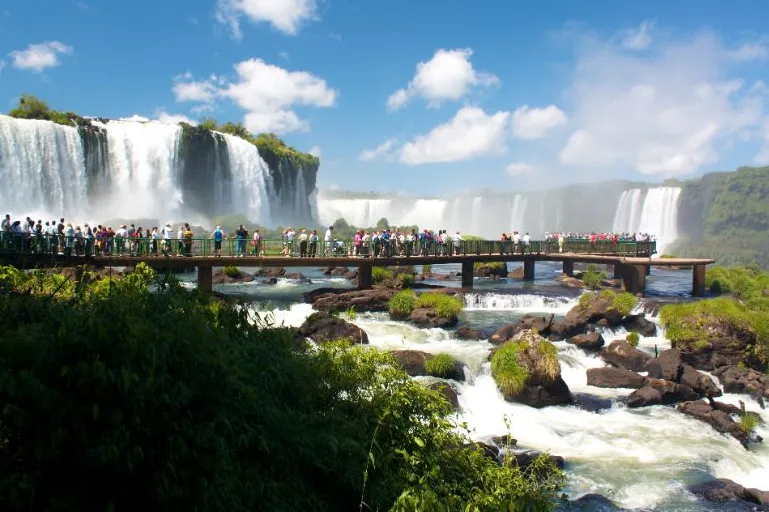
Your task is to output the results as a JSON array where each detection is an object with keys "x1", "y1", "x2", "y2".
[{"x1": 1, "y1": 0, "x2": 769, "y2": 195}]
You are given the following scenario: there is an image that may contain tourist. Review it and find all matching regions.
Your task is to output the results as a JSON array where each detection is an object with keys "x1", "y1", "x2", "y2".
[
  {"x1": 252, "y1": 228, "x2": 261, "y2": 256},
  {"x1": 210, "y1": 225, "x2": 225, "y2": 257},
  {"x1": 286, "y1": 227, "x2": 295, "y2": 257},
  {"x1": 308, "y1": 229, "x2": 318, "y2": 257},
  {"x1": 236, "y1": 225, "x2": 248, "y2": 258},
  {"x1": 183, "y1": 224, "x2": 194, "y2": 256},
  {"x1": 162, "y1": 223, "x2": 173, "y2": 255},
  {"x1": 298, "y1": 229, "x2": 309, "y2": 257},
  {"x1": 324, "y1": 226, "x2": 334, "y2": 256}
]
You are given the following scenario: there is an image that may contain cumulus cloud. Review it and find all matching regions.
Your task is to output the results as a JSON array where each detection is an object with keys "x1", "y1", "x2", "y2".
[
  {"x1": 173, "y1": 72, "x2": 219, "y2": 103},
  {"x1": 216, "y1": 0, "x2": 317, "y2": 39},
  {"x1": 506, "y1": 162, "x2": 538, "y2": 176},
  {"x1": 511, "y1": 105, "x2": 567, "y2": 139},
  {"x1": 726, "y1": 41, "x2": 768, "y2": 62},
  {"x1": 156, "y1": 112, "x2": 197, "y2": 125},
  {"x1": 559, "y1": 31, "x2": 765, "y2": 176},
  {"x1": 399, "y1": 107, "x2": 510, "y2": 164},
  {"x1": 359, "y1": 137, "x2": 398, "y2": 162},
  {"x1": 9, "y1": 41, "x2": 73, "y2": 71},
  {"x1": 387, "y1": 48, "x2": 499, "y2": 111},
  {"x1": 620, "y1": 20, "x2": 655, "y2": 50}
]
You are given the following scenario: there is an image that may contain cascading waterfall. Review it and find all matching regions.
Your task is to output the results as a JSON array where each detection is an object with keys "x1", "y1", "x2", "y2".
[
  {"x1": 611, "y1": 187, "x2": 682, "y2": 254},
  {"x1": 611, "y1": 189, "x2": 643, "y2": 234},
  {"x1": 510, "y1": 194, "x2": 527, "y2": 231},
  {"x1": 316, "y1": 198, "x2": 394, "y2": 228},
  {"x1": 0, "y1": 116, "x2": 88, "y2": 218},
  {"x1": 220, "y1": 133, "x2": 272, "y2": 225}
]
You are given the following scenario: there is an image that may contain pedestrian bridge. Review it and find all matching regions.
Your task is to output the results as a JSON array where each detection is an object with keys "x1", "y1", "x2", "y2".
[{"x1": 0, "y1": 237, "x2": 715, "y2": 296}]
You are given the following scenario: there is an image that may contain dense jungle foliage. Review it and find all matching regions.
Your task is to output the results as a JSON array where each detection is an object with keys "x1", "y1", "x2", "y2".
[{"x1": 0, "y1": 264, "x2": 563, "y2": 512}]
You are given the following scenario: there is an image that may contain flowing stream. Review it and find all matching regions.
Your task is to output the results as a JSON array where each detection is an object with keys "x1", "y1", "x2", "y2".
[{"x1": 177, "y1": 263, "x2": 768, "y2": 511}]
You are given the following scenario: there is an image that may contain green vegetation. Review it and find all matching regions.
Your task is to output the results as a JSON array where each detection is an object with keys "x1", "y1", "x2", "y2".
[
  {"x1": 672, "y1": 166, "x2": 769, "y2": 268},
  {"x1": 578, "y1": 292, "x2": 595, "y2": 309},
  {"x1": 222, "y1": 265, "x2": 240, "y2": 277},
  {"x1": 415, "y1": 293, "x2": 463, "y2": 318},
  {"x1": 705, "y1": 265, "x2": 769, "y2": 309},
  {"x1": 372, "y1": 266, "x2": 393, "y2": 285},
  {"x1": 626, "y1": 331, "x2": 640, "y2": 347},
  {"x1": 474, "y1": 261, "x2": 506, "y2": 272},
  {"x1": 424, "y1": 353, "x2": 458, "y2": 378},
  {"x1": 346, "y1": 305, "x2": 357, "y2": 320},
  {"x1": 0, "y1": 265, "x2": 563, "y2": 510},
  {"x1": 8, "y1": 94, "x2": 89, "y2": 127},
  {"x1": 388, "y1": 289, "x2": 416, "y2": 318},
  {"x1": 491, "y1": 344, "x2": 530, "y2": 397},
  {"x1": 739, "y1": 413, "x2": 760, "y2": 435},
  {"x1": 397, "y1": 272, "x2": 415, "y2": 288},
  {"x1": 422, "y1": 264, "x2": 432, "y2": 275},
  {"x1": 610, "y1": 291, "x2": 638, "y2": 317},
  {"x1": 581, "y1": 264, "x2": 607, "y2": 290}
]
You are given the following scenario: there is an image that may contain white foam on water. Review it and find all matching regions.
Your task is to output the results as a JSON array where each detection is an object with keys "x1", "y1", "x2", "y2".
[{"x1": 464, "y1": 293, "x2": 578, "y2": 314}]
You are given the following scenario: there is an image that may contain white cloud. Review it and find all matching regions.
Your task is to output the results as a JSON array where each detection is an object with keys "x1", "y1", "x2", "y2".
[
  {"x1": 9, "y1": 41, "x2": 73, "y2": 71},
  {"x1": 216, "y1": 0, "x2": 317, "y2": 39},
  {"x1": 620, "y1": 20, "x2": 655, "y2": 50},
  {"x1": 173, "y1": 72, "x2": 218, "y2": 103},
  {"x1": 511, "y1": 105, "x2": 567, "y2": 139},
  {"x1": 559, "y1": 32, "x2": 765, "y2": 176},
  {"x1": 308, "y1": 145, "x2": 321, "y2": 157},
  {"x1": 726, "y1": 41, "x2": 768, "y2": 62},
  {"x1": 399, "y1": 107, "x2": 510, "y2": 164},
  {"x1": 119, "y1": 115, "x2": 150, "y2": 122},
  {"x1": 387, "y1": 48, "x2": 499, "y2": 111},
  {"x1": 506, "y1": 162, "x2": 538, "y2": 176},
  {"x1": 223, "y1": 58, "x2": 336, "y2": 134},
  {"x1": 156, "y1": 112, "x2": 197, "y2": 125},
  {"x1": 359, "y1": 137, "x2": 397, "y2": 162}
]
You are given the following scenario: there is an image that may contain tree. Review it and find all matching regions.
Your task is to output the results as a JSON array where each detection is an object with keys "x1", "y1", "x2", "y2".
[
  {"x1": 218, "y1": 122, "x2": 252, "y2": 140},
  {"x1": 376, "y1": 217, "x2": 390, "y2": 230},
  {"x1": 9, "y1": 94, "x2": 52, "y2": 119},
  {"x1": 333, "y1": 217, "x2": 350, "y2": 231},
  {"x1": 199, "y1": 117, "x2": 218, "y2": 131}
]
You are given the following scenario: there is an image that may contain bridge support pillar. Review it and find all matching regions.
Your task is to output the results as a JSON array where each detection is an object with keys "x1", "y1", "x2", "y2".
[
  {"x1": 523, "y1": 259, "x2": 535, "y2": 281},
  {"x1": 692, "y1": 264, "x2": 706, "y2": 297},
  {"x1": 646, "y1": 265, "x2": 651, "y2": 276},
  {"x1": 461, "y1": 261, "x2": 474, "y2": 289},
  {"x1": 358, "y1": 264, "x2": 372, "y2": 290},
  {"x1": 613, "y1": 264, "x2": 622, "y2": 279},
  {"x1": 198, "y1": 265, "x2": 213, "y2": 293},
  {"x1": 620, "y1": 264, "x2": 646, "y2": 296},
  {"x1": 562, "y1": 260, "x2": 574, "y2": 277}
]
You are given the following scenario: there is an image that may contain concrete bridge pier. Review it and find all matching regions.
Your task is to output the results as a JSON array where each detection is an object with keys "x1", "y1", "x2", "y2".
[
  {"x1": 461, "y1": 261, "x2": 474, "y2": 289},
  {"x1": 619, "y1": 264, "x2": 647, "y2": 296},
  {"x1": 523, "y1": 259, "x2": 535, "y2": 281},
  {"x1": 692, "y1": 264, "x2": 706, "y2": 297},
  {"x1": 562, "y1": 260, "x2": 574, "y2": 277},
  {"x1": 198, "y1": 265, "x2": 213, "y2": 293},
  {"x1": 613, "y1": 264, "x2": 622, "y2": 279},
  {"x1": 358, "y1": 264, "x2": 373, "y2": 290}
]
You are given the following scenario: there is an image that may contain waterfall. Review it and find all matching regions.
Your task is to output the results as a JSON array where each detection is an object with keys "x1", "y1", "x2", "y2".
[
  {"x1": 220, "y1": 133, "x2": 272, "y2": 225},
  {"x1": 402, "y1": 199, "x2": 449, "y2": 229},
  {"x1": 470, "y1": 196, "x2": 482, "y2": 235},
  {"x1": 316, "y1": 197, "x2": 394, "y2": 228},
  {"x1": 510, "y1": 194, "x2": 527, "y2": 232},
  {"x1": 0, "y1": 115, "x2": 88, "y2": 218},
  {"x1": 611, "y1": 189, "x2": 643, "y2": 233},
  {"x1": 638, "y1": 187, "x2": 681, "y2": 255},
  {"x1": 90, "y1": 119, "x2": 184, "y2": 221}
]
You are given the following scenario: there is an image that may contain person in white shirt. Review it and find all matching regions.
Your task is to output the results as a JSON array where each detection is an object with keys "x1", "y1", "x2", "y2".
[
  {"x1": 298, "y1": 229, "x2": 309, "y2": 257},
  {"x1": 452, "y1": 231, "x2": 462, "y2": 255},
  {"x1": 252, "y1": 228, "x2": 261, "y2": 256},
  {"x1": 523, "y1": 232, "x2": 531, "y2": 247},
  {"x1": 324, "y1": 226, "x2": 334, "y2": 256},
  {"x1": 162, "y1": 224, "x2": 172, "y2": 255}
]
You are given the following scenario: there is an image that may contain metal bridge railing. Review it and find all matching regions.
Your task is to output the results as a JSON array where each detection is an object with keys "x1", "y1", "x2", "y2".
[{"x1": 0, "y1": 233, "x2": 657, "y2": 259}]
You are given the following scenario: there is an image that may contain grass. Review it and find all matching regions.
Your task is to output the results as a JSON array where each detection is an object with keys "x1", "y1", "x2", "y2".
[
  {"x1": 626, "y1": 331, "x2": 640, "y2": 347},
  {"x1": 421, "y1": 264, "x2": 432, "y2": 275},
  {"x1": 578, "y1": 293, "x2": 595, "y2": 309},
  {"x1": 491, "y1": 331, "x2": 560, "y2": 398},
  {"x1": 474, "y1": 261, "x2": 506, "y2": 272},
  {"x1": 345, "y1": 306, "x2": 357, "y2": 320},
  {"x1": 739, "y1": 413, "x2": 759, "y2": 434},
  {"x1": 415, "y1": 293, "x2": 463, "y2": 318},
  {"x1": 373, "y1": 267, "x2": 394, "y2": 285},
  {"x1": 581, "y1": 264, "x2": 607, "y2": 290},
  {"x1": 388, "y1": 290, "x2": 416, "y2": 317},
  {"x1": 491, "y1": 344, "x2": 530, "y2": 397},
  {"x1": 424, "y1": 353, "x2": 457, "y2": 378},
  {"x1": 222, "y1": 265, "x2": 240, "y2": 278},
  {"x1": 397, "y1": 273, "x2": 415, "y2": 288},
  {"x1": 611, "y1": 292, "x2": 638, "y2": 316}
]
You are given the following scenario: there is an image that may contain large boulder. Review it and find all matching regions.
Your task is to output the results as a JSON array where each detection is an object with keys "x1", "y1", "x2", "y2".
[
  {"x1": 646, "y1": 348, "x2": 683, "y2": 381},
  {"x1": 621, "y1": 314, "x2": 657, "y2": 337},
  {"x1": 586, "y1": 367, "x2": 647, "y2": 389},
  {"x1": 600, "y1": 340, "x2": 651, "y2": 372},
  {"x1": 670, "y1": 314, "x2": 762, "y2": 371},
  {"x1": 255, "y1": 267, "x2": 286, "y2": 278},
  {"x1": 690, "y1": 478, "x2": 769, "y2": 506},
  {"x1": 211, "y1": 269, "x2": 255, "y2": 284},
  {"x1": 491, "y1": 330, "x2": 572, "y2": 408},
  {"x1": 455, "y1": 326, "x2": 487, "y2": 340},
  {"x1": 488, "y1": 314, "x2": 557, "y2": 345},
  {"x1": 322, "y1": 266, "x2": 350, "y2": 276},
  {"x1": 296, "y1": 311, "x2": 368, "y2": 345},
  {"x1": 679, "y1": 401, "x2": 749, "y2": 447},
  {"x1": 390, "y1": 350, "x2": 465, "y2": 381},
  {"x1": 564, "y1": 294, "x2": 624, "y2": 330},
  {"x1": 509, "y1": 449, "x2": 565, "y2": 472},
  {"x1": 626, "y1": 378, "x2": 699, "y2": 407},
  {"x1": 407, "y1": 307, "x2": 459, "y2": 329},
  {"x1": 474, "y1": 262, "x2": 508, "y2": 278},
  {"x1": 712, "y1": 365, "x2": 769, "y2": 401},
  {"x1": 310, "y1": 288, "x2": 396, "y2": 313},
  {"x1": 566, "y1": 332, "x2": 605, "y2": 351},
  {"x1": 428, "y1": 382, "x2": 460, "y2": 411},
  {"x1": 680, "y1": 364, "x2": 723, "y2": 398}
]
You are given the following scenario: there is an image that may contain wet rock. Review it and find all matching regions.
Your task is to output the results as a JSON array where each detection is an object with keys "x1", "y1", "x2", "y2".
[
  {"x1": 689, "y1": 478, "x2": 769, "y2": 505},
  {"x1": 261, "y1": 277, "x2": 278, "y2": 285},
  {"x1": 641, "y1": 300, "x2": 663, "y2": 318},
  {"x1": 466, "y1": 442, "x2": 500, "y2": 461},
  {"x1": 254, "y1": 267, "x2": 285, "y2": 278},
  {"x1": 489, "y1": 435, "x2": 517, "y2": 447},
  {"x1": 488, "y1": 314, "x2": 556, "y2": 345},
  {"x1": 321, "y1": 266, "x2": 350, "y2": 275},
  {"x1": 510, "y1": 449, "x2": 566, "y2": 471},
  {"x1": 556, "y1": 275, "x2": 585, "y2": 289},
  {"x1": 407, "y1": 307, "x2": 459, "y2": 329},
  {"x1": 627, "y1": 379, "x2": 699, "y2": 407},
  {"x1": 310, "y1": 288, "x2": 396, "y2": 313},
  {"x1": 343, "y1": 269, "x2": 358, "y2": 280},
  {"x1": 712, "y1": 365, "x2": 769, "y2": 402},
  {"x1": 646, "y1": 348, "x2": 684, "y2": 381},
  {"x1": 212, "y1": 270, "x2": 255, "y2": 284},
  {"x1": 567, "y1": 332, "x2": 605, "y2": 351},
  {"x1": 475, "y1": 263, "x2": 508, "y2": 278},
  {"x1": 508, "y1": 267, "x2": 525, "y2": 279},
  {"x1": 565, "y1": 295, "x2": 624, "y2": 331},
  {"x1": 672, "y1": 316, "x2": 762, "y2": 371},
  {"x1": 586, "y1": 367, "x2": 647, "y2": 389},
  {"x1": 625, "y1": 386, "x2": 662, "y2": 408},
  {"x1": 296, "y1": 311, "x2": 368, "y2": 345},
  {"x1": 622, "y1": 314, "x2": 657, "y2": 337},
  {"x1": 390, "y1": 350, "x2": 465, "y2": 381},
  {"x1": 600, "y1": 340, "x2": 652, "y2": 372},
  {"x1": 561, "y1": 493, "x2": 636, "y2": 511},
  {"x1": 572, "y1": 393, "x2": 614, "y2": 412},
  {"x1": 455, "y1": 326, "x2": 487, "y2": 340},
  {"x1": 515, "y1": 377, "x2": 573, "y2": 408},
  {"x1": 679, "y1": 364, "x2": 723, "y2": 398},
  {"x1": 284, "y1": 272, "x2": 309, "y2": 281},
  {"x1": 428, "y1": 382, "x2": 459, "y2": 411}
]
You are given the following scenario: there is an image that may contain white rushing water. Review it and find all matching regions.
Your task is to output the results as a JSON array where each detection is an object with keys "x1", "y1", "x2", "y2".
[
  {"x1": 612, "y1": 186, "x2": 682, "y2": 255},
  {"x1": 0, "y1": 115, "x2": 88, "y2": 219},
  {"x1": 220, "y1": 133, "x2": 273, "y2": 224},
  {"x1": 252, "y1": 286, "x2": 769, "y2": 511}
]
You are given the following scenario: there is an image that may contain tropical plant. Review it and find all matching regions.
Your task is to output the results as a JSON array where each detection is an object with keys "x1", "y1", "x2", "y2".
[
  {"x1": 388, "y1": 289, "x2": 416, "y2": 318},
  {"x1": 415, "y1": 293, "x2": 463, "y2": 318},
  {"x1": 626, "y1": 331, "x2": 640, "y2": 347},
  {"x1": 424, "y1": 353, "x2": 457, "y2": 378},
  {"x1": 222, "y1": 265, "x2": 240, "y2": 277}
]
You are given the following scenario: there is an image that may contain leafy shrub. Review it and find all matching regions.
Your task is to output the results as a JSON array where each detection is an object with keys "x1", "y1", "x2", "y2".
[
  {"x1": 611, "y1": 292, "x2": 638, "y2": 316},
  {"x1": 474, "y1": 261, "x2": 506, "y2": 272},
  {"x1": 581, "y1": 264, "x2": 607, "y2": 290},
  {"x1": 372, "y1": 267, "x2": 393, "y2": 284},
  {"x1": 0, "y1": 264, "x2": 564, "y2": 511},
  {"x1": 739, "y1": 413, "x2": 760, "y2": 434},
  {"x1": 705, "y1": 266, "x2": 769, "y2": 310},
  {"x1": 491, "y1": 344, "x2": 529, "y2": 397},
  {"x1": 578, "y1": 292, "x2": 595, "y2": 309},
  {"x1": 415, "y1": 293, "x2": 463, "y2": 318},
  {"x1": 222, "y1": 265, "x2": 240, "y2": 277},
  {"x1": 421, "y1": 264, "x2": 432, "y2": 275},
  {"x1": 626, "y1": 331, "x2": 640, "y2": 347},
  {"x1": 397, "y1": 272, "x2": 415, "y2": 288},
  {"x1": 424, "y1": 353, "x2": 457, "y2": 378},
  {"x1": 389, "y1": 289, "x2": 416, "y2": 317}
]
